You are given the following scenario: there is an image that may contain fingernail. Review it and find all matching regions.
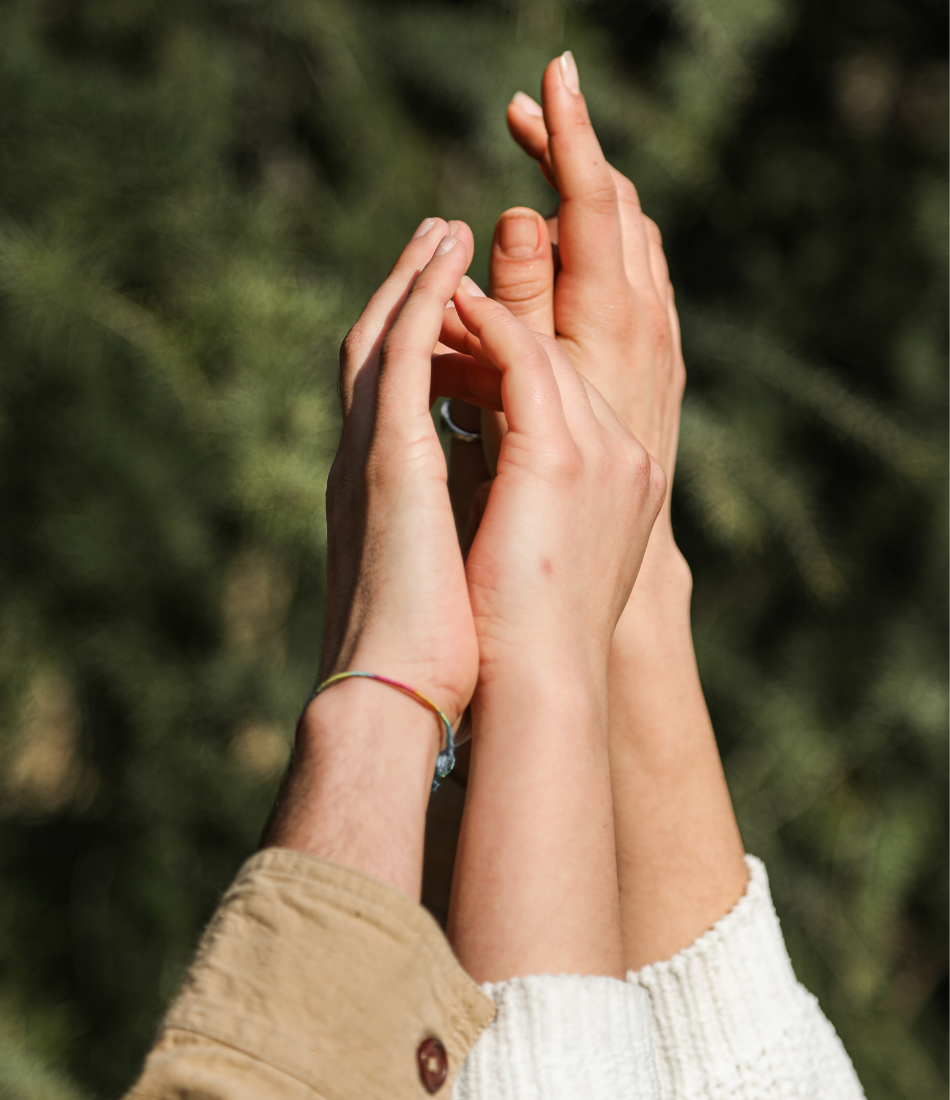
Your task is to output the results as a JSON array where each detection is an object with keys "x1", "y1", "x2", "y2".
[
  {"x1": 497, "y1": 212, "x2": 540, "y2": 258},
  {"x1": 512, "y1": 91, "x2": 543, "y2": 117},
  {"x1": 459, "y1": 275, "x2": 485, "y2": 297},
  {"x1": 436, "y1": 235, "x2": 459, "y2": 255},
  {"x1": 447, "y1": 219, "x2": 462, "y2": 236},
  {"x1": 559, "y1": 50, "x2": 580, "y2": 95},
  {"x1": 412, "y1": 217, "x2": 436, "y2": 239}
]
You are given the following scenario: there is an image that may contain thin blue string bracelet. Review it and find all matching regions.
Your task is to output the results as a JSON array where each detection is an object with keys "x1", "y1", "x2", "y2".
[{"x1": 304, "y1": 671, "x2": 456, "y2": 791}]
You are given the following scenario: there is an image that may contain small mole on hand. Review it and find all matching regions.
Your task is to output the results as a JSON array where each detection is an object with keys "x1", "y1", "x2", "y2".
[{"x1": 540, "y1": 558, "x2": 553, "y2": 576}]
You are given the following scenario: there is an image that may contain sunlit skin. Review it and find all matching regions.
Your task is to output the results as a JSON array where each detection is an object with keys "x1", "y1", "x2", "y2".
[
  {"x1": 267, "y1": 219, "x2": 480, "y2": 899},
  {"x1": 268, "y1": 50, "x2": 748, "y2": 982},
  {"x1": 267, "y1": 199, "x2": 667, "y2": 990},
  {"x1": 444, "y1": 51, "x2": 748, "y2": 971}
]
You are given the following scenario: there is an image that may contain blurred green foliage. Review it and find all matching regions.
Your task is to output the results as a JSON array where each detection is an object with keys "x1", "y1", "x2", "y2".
[{"x1": 0, "y1": 0, "x2": 945, "y2": 1098}]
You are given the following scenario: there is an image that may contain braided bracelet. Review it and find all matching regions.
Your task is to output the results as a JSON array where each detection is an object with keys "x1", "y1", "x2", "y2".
[{"x1": 306, "y1": 671, "x2": 456, "y2": 790}]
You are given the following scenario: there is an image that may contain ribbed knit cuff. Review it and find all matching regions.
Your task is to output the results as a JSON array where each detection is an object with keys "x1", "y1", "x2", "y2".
[
  {"x1": 627, "y1": 855, "x2": 864, "y2": 1100},
  {"x1": 454, "y1": 974, "x2": 661, "y2": 1100}
]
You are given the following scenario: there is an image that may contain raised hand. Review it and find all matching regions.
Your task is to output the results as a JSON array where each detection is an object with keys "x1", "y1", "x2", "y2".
[
  {"x1": 321, "y1": 218, "x2": 480, "y2": 724},
  {"x1": 266, "y1": 218, "x2": 482, "y2": 897},
  {"x1": 445, "y1": 278, "x2": 666, "y2": 982},
  {"x1": 446, "y1": 54, "x2": 748, "y2": 967},
  {"x1": 453, "y1": 280, "x2": 666, "y2": 681},
  {"x1": 441, "y1": 52, "x2": 686, "y2": 595},
  {"x1": 502, "y1": 55, "x2": 683, "y2": 536}
]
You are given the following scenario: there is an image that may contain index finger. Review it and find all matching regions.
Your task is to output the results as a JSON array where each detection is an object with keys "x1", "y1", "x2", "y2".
[
  {"x1": 452, "y1": 278, "x2": 567, "y2": 442},
  {"x1": 340, "y1": 218, "x2": 474, "y2": 415},
  {"x1": 539, "y1": 54, "x2": 626, "y2": 292}
]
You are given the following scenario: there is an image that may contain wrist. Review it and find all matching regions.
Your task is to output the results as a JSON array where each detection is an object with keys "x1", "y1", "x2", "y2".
[
  {"x1": 264, "y1": 675, "x2": 441, "y2": 898},
  {"x1": 299, "y1": 673, "x2": 442, "y2": 765},
  {"x1": 613, "y1": 530, "x2": 693, "y2": 651},
  {"x1": 479, "y1": 629, "x2": 608, "y2": 687},
  {"x1": 474, "y1": 645, "x2": 608, "y2": 746},
  {"x1": 322, "y1": 629, "x2": 475, "y2": 731}
]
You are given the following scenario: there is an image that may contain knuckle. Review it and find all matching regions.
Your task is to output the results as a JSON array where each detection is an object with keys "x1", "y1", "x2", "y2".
[
  {"x1": 616, "y1": 175, "x2": 642, "y2": 211},
  {"x1": 578, "y1": 179, "x2": 620, "y2": 216},
  {"x1": 643, "y1": 216, "x2": 663, "y2": 246},
  {"x1": 629, "y1": 440, "x2": 653, "y2": 484},
  {"x1": 615, "y1": 437, "x2": 653, "y2": 491},
  {"x1": 649, "y1": 457, "x2": 669, "y2": 510},
  {"x1": 492, "y1": 272, "x2": 552, "y2": 306},
  {"x1": 340, "y1": 325, "x2": 365, "y2": 366}
]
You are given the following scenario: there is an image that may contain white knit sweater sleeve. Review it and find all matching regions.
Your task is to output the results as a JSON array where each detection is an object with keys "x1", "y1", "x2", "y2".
[
  {"x1": 453, "y1": 973, "x2": 662, "y2": 1100},
  {"x1": 627, "y1": 854, "x2": 865, "y2": 1100}
]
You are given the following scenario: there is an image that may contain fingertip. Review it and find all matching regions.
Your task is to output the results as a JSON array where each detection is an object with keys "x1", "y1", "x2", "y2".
[
  {"x1": 447, "y1": 219, "x2": 476, "y2": 264},
  {"x1": 457, "y1": 275, "x2": 486, "y2": 298},
  {"x1": 541, "y1": 52, "x2": 590, "y2": 131},
  {"x1": 414, "y1": 216, "x2": 449, "y2": 242},
  {"x1": 412, "y1": 216, "x2": 437, "y2": 240},
  {"x1": 511, "y1": 91, "x2": 543, "y2": 117},
  {"x1": 506, "y1": 99, "x2": 549, "y2": 162},
  {"x1": 540, "y1": 56, "x2": 563, "y2": 109},
  {"x1": 396, "y1": 216, "x2": 449, "y2": 269},
  {"x1": 559, "y1": 51, "x2": 580, "y2": 96},
  {"x1": 493, "y1": 207, "x2": 546, "y2": 260},
  {"x1": 434, "y1": 234, "x2": 461, "y2": 257}
]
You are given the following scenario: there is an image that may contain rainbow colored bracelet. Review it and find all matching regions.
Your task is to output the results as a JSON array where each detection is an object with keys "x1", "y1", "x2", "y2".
[{"x1": 307, "y1": 671, "x2": 456, "y2": 790}]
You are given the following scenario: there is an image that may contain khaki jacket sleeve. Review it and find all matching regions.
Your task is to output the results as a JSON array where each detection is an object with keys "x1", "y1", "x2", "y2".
[{"x1": 126, "y1": 848, "x2": 496, "y2": 1100}]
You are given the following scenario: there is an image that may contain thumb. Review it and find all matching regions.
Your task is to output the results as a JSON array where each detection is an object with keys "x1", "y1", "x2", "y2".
[
  {"x1": 485, "y1": 208, "x2": 555, "y2": 473},
  {"x1": 488, "y1": 208, "x2": 555, "y2": 336}
]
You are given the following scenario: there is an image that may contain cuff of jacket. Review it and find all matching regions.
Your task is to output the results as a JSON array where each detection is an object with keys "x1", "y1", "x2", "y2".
[
  {"x1": 139, "y1": 848, "x2": 496, "y2": 1100},
  {"x1": 627, "y1": 855, "x2": 803, "y2": 1093},
  {"x1": 454, "y1": 974, "x2": 661, "y2": 1100}
]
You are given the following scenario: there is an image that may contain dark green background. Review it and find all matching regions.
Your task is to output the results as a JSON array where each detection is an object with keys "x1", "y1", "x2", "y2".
[{"x1": 0, "y1": 1, "x2": 946, "y2": 1097}]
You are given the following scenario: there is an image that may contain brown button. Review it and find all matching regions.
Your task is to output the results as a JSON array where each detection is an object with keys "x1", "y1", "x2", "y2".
[{"x1": 416, "y1": 1036, "x2": 448, "y2": 1093}]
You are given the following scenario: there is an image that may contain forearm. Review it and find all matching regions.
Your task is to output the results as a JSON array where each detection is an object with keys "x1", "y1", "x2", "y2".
[
  {"x1": 264, "y1": 676, "x2": 439, "y2": 899},
  {"x1": 448, "y1": 655, "x2": 624, "y2": 982},
  {"x1": 609, "y1": 538, "x2": 747, "y2": 969}
]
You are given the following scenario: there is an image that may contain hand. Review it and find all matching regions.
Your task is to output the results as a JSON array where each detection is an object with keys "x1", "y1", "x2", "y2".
[
  {"x1": 443, "y1": 277, "x2": 667, "y2": 981},
  {"x1": 444, "y1": 51, "x2": 688, "y2": 603},
  {"x1": 447, "y1": 278, "x2": 667, "y2": 684},
  {"x1": 321, "y1": 218, "x2": 480, "y2": 725},
  {"x1": 265, "y1": 219, "x2": 483, "y2": 897},
  {"x1": 454, "y1": 53, "x2": 748, "y2": 966}
]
